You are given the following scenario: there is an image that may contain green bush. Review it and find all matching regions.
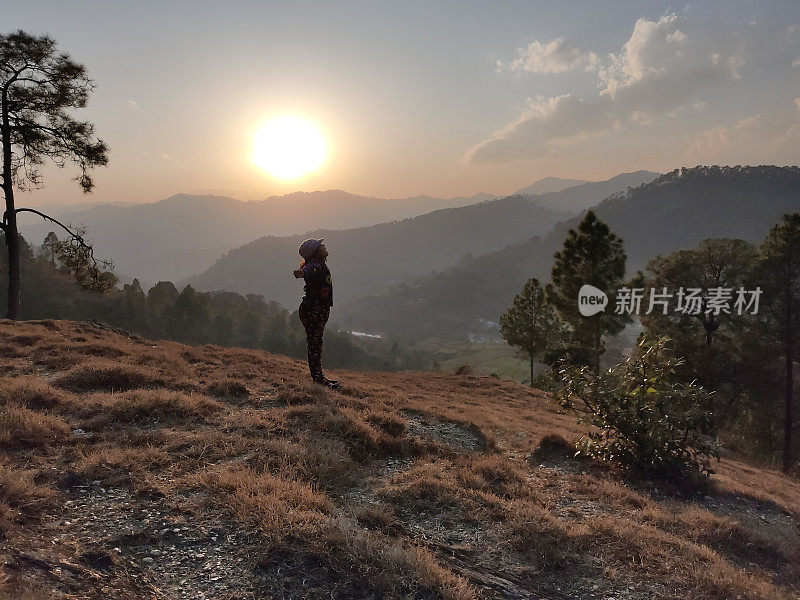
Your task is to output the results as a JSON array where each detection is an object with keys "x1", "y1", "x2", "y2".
[{"x1": 555, "y1": 335, "x2": 720, "y2": 478}]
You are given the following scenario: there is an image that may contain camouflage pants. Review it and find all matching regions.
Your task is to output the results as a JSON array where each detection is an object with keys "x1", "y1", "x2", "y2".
[{"x1": 298, "y1": 300, "x2": 330, "y2": 382}]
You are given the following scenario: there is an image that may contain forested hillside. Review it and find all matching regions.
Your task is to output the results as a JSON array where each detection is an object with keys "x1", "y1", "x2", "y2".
[
  {"x1": 19, "y1": 191, "x2": 496, "y2": 286},
  {"x1": 185, "y1": 196, "x2": 569, "y2": 307},
  {"x1": 186, "y1": 172, "x2": 657, "y2": 307},
  {"x1": 335, "y1": 166, "x2": 800, "y2": 341}
]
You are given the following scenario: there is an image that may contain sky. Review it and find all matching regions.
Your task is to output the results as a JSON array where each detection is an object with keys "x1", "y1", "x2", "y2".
[{"x1": 3, "y1": 0, "x2": 800, "y2": 207}]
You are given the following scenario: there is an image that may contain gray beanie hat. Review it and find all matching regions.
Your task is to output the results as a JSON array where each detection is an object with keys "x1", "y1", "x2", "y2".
[{"x1": 298, "y1": 238, "x2": 324, "y2": 260}]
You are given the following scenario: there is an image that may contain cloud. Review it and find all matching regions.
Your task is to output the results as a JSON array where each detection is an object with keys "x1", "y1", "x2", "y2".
[
  {"x1": 128, "y1": 99, "x2": 139, "y2": 110},
  {"x1": 686, "y1": 108, "x2": 800, "y2": 161},
  {"x1": 160, "y1": 153, "x2": 174, "y2": 163},
  {"x1": 467, "y1": 12, "x2": 797, "y2": 167},
  {"x1": 793, "y1": 56, "x2": 800, "y2": 69},
  {"x1": 597, "y1": 13, "x2": 742, "y2": 112},
  {"x1": 685, "y1": 126, "x2": 729, "y2": 160},
  {"x1": 465, "y1": 95, "x2": 611, "y2": 165},
  {"x1": 502, "y1": 37, "x2": 599, "y2": 73},
  {"x1": 796, "y1": 97, "x2": 800, "y2": 111}
]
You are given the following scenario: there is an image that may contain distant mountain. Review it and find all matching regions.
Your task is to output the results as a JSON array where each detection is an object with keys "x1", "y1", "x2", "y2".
[
  {"x1": 334, "y1": 165, "x2": 800, "y2": 342},
  {"x1": 184, "y1": 196, "x2": 569, "y2": 308},
  {"x1": 24, "y1": 200, "x2": 138, "y2": 216},
  {"x1": 526, "y1": 171, "x2": 660, "y2": 213},
  {"x1": 18, "y1": 190, "x2": 495, "y2": 286},
  {"x1": 185, "y1": 171, "x2": 651, "y2": 308},
  {"x1": 514, "y1": 177, "x2": 589, "y2": 195}
]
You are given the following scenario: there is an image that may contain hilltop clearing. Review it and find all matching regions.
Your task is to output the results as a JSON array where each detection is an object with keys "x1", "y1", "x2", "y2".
[{"x1": 0, "y1": 320, "x2": 798, "y2": 599}]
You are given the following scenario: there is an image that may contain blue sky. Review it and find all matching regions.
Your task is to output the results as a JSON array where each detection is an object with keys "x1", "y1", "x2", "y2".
[{"x1": 4, "y1": 1, "x2": 800, "y2": 205}]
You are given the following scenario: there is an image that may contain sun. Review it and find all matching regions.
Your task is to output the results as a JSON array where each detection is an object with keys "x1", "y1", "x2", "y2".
[{"x1": 252, "y1": 116, "x2": 327, "y2": 179}]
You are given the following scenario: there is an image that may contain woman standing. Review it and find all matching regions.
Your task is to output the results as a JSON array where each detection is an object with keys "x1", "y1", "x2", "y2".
[{"x1": 293, "y1": 238, "x2": 340, "y2": 389}]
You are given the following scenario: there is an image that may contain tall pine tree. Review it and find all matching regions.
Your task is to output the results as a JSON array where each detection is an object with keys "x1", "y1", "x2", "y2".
[
  {"x1": 550, "y1": 211, "x2": 630, "y2": 373},
  {"x1": 753, "y1": 212, "x2": 800, "y2": 471}
]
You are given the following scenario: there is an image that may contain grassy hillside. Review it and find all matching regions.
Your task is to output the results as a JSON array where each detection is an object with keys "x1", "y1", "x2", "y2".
[{"x1": 1, "y1": 320, "x2": 798, "y2": 599}]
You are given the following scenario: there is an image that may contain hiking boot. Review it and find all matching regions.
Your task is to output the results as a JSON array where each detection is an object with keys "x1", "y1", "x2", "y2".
[
  {"x1": 321, "y1": 377, "x2": 341, "y2": 389},
  {"x1": 312, "y1": 376, "x2": 340, "y2": 390}
]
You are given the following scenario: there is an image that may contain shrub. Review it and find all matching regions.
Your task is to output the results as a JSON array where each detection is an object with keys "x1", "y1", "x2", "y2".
[{"x1": 556, "y1": 334, "x2": 720, "y2": 478}]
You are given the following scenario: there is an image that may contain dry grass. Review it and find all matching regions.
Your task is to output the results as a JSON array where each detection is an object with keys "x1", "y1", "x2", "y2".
[
  {"x1": 0, "y1": 462, "x2": 55, "y2": 535},
  {"x1": 0, "y1": 318, "x2": 797, "y2": 600},
  {"x1": 0, "y1": 377, "x2": 68, "y2": 410},
  {"x1": 53, "y1": 361, "x2": 169, "y2": 392},
  {"x1": 75, "y1": 389, "x2": 224, "y2": 428},
  {"x1": 0, "y1": 404, "x2": 69, "y2": 448}
]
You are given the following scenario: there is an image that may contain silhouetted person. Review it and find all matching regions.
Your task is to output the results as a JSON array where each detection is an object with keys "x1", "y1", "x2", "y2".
[{"x1": 293, "y1": 239, "x2": 340, "y2": 389}]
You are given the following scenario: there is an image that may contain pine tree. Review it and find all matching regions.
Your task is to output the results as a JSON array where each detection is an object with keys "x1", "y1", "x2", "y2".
[
  {"x1": 1, "y1": 31, "x2": 109, "y2": 318},
  {"x1": 499, "y1": 277, "x2": 564, "y2": 387},
  {"x1": 753, "y1": 213, "x2": 800, "y2": 471},
  {"x1": 549, "y1": 211, "x2": 630, "y2": 373}
]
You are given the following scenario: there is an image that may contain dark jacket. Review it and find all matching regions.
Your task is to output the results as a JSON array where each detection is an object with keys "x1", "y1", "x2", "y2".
[{"x1": 300, "y1": 258, "x2": 333, "y2": 307}]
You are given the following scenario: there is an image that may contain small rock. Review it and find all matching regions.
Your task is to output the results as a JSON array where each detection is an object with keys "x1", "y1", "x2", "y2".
[
  {"x1": 72, "y1": 428, "x2": 87, "y2": 436},
  {"x1": 150, "y1": 549, "x2": 161, "y2": 556},
  {"x1": 143, "y1": 557, "x2": 154, "y2": 564}
]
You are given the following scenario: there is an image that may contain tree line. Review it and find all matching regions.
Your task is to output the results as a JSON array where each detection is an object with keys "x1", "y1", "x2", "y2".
[{"x1": 501, "y1": 210, "x2": 799, "y2": 475}]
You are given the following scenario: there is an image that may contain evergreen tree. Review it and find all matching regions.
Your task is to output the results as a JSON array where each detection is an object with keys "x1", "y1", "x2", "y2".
[
  {"x1": 40, "y1": 231, "x2": 59, "y2": 267},
  {"x1": 549, "y1": 211, "x2": 630, "y2": 373},
  {"x1": 752, "y1": 213, "x2": 800, "y2": 471},
  {"x1": 499, "y1": 277, "x2": 564, "y2": 387},
  {"x1": 1, "y1": 31, "x2": 109, "y2": 318}
]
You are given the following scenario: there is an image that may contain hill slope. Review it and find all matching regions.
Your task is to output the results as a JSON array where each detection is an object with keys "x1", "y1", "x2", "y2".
[
  {"x1": 185, "y1": 172, "x2": 656, "y2": 308},
  {"x1": 335, "y1": 165, "x2": 800, "y2": 340},
  {"x1": 18, "y1": 190, "x2": 495, "y2": 286},
  {"x1": 1, "y1": 319, "x2": 798, "y2": 599},
  {"x1": 523, "y1": 170, "x2": 660, "y2": 212},
  {"x1": 185, "y1": 196, "x2": 569, "y2": 308},
  {"x1": 514, "y1": 176, "x2": 590, "y2": 195}
]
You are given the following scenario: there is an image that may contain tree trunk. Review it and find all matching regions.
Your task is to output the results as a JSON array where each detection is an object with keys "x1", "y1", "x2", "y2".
[
  {"x1": 784, "y1": 312, "x2": 794, "y2": 471},
  {"x1": 4, "y1": 214, "x2": 19, "y2": 319},
  {"x1": 530, "y1": 353, "x2": 534, "y2": 388},
  {"x1": 594, "y1": 326, "x2": 601, "y2": 375},
  {"x1": 1, "y1": 89, "x2": 19, "y2": 320}
]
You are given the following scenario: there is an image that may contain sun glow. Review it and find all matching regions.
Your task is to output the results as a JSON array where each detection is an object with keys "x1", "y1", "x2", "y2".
[{"x1": 252, "y1": 116, "x2": 327, "y2": 179}]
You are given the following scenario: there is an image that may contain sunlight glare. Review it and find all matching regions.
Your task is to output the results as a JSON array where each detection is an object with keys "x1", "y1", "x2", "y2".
[{"x1": 252, "y1": 116, "x2": 327, "y2": 179}]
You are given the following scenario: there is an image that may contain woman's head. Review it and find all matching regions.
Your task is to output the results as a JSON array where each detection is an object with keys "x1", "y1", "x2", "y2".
[{"x1": 298, "y1": 238, "x2": 328, "y2": 266}]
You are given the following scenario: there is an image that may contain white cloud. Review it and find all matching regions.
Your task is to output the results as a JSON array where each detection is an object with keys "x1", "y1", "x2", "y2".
[
  {"x1": 468, "y1": 12, "x2": 796, "y2": 167},
  {"x1": 793, "y1": 56, "x2": 800, "y2": 69},
  {"x1": 688, "y1": 109, "x2": 800, "y2": 162},
  {"x1": 160, "y1": 153, "x2": 174, "y2": 163},
  {"x1": 734, "y1": 114, "x2": 762, "y2": 131},
  {"x1": 465, "y1": 94, "x2": 611, "y2": 165},
  {"x1": 597, "y1": 13, "x2": 743, "y2": 111},
  {"x1": 128, "y1": 99, "x2": 139, "y2": 110},
  {"x1": 795, "y1": 97, "x2": 800, "y2": 111},
  {"x1": 685, "y1": 126, "x2": 729, "y2": 160},
  {"x1": 503, "y1": 37, "x2": 600, "y2": 74}
]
